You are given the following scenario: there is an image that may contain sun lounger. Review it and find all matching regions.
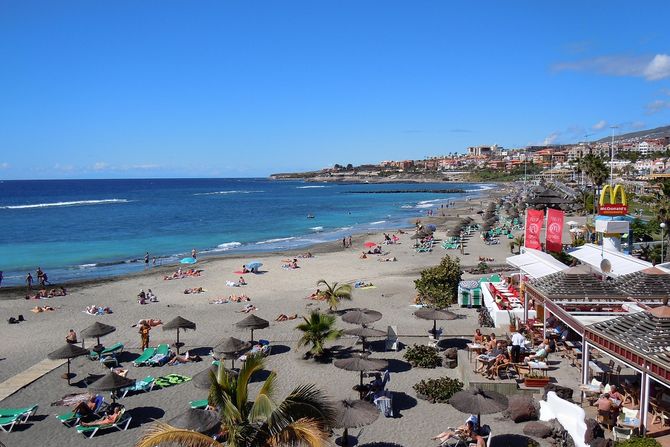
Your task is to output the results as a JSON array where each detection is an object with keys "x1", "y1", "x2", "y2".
[
  {"x1": 190, "y1": 399, "x2": 208, "y2": 409},
  {"x1": 133, "y1": 347, "x2": 157, "y2": 367},
  {"x1": 0, "y1": 405, "x2": 38, "y2": 422},
  {"x1": 56, "y1": 395, "x2": 105, "y2": 427},
  {"x1": 75, "y1": 408, "x2": 132, "y2": 438},
  {"x1": 385, "y1": 325, "x2": 399, "y2": 352},
  {"x1": 117, "y1": 376, "x2": 155, "y2": 399},
  {"x1": 0, "y1": 414, "x2": 22, "y2": 432},
  {"x1": 147, "y1": 344, "x2": 171, "y2": 366},
  {"x1": 89, "y1": 342, "x2": 124, "y2": 361}
]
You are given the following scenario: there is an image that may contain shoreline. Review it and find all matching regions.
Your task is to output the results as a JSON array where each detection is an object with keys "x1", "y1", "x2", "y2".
[{"x1": 0, "y1": 187, "x2": 504, "y2": 300}]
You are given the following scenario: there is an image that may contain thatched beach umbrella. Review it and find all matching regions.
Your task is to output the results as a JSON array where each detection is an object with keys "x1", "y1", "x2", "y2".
[
  {"x1": 80, "y1": 322, "x2": 116, "y2": 349},
  {"x1": 193, "y1": 364, "x2": 238, "y2": 390},
  {"x1": 235, "y1": 314, "x2": 269, "y2": 343},
  {"x1": 333, "y1": 399, "x2": 380, "y2": 446},
  {"x1": 213, "y1": 337, "x2": 251, "y2": 369},
  {"x1": 414, "y1": 308, "x2": 458, "y2": 337},
  {"x1": 88, "y1": 372, "x2": 135, "y2": 403},
  {"x1": 341, "y1": 309, "x2": 382, "y2": 326},
  {"x1": 48, "y1": 344, "x2": 90, "y2": 385},
  {"x1": 162, "y1": 316, "x2": 196, "y2": 354},
  {"x1": 169, "y1": 408, "x2": 220, "y2": 433},
  {"x1": 342, "y1": 326, "x2": 386, "y2": 352},
  {"x1": 334, "y1": 354, "x2": 388, "y2": 393},
  {"x1": 449, "y1": 387, "x2": 508, "y2": 426}
]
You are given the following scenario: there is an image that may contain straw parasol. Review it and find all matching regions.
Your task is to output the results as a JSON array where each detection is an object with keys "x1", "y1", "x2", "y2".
[
  {"x1": 334, "y1": 354, "x2": 388, "y2": 394},
  {"x1": 213, "y1": 337, "x2": 251, "y2": 369},
  {"x1": 235, "y1": 314, "x2": 269, "y2": 343},
  {"x1": 162, "y1": 316, "x2": 196, "y2": 354},
  {"x1": 88, "y1": 372, "x2": 135, "y2": 402},
  {"x1": 342, "y1": 326, "x2": 386, "y2": 352},
  {"x1": 193, "y1": 364, "x2": 238, "y2": 389},
  {"x1": 48, "y1": 344, "x2": 90, "y2": 385},
  {"x1": 449, "y1": 387, "x2": 508, "y2": 426},
  {"x1": 414, "y1": 308, "x2": 458, "y2": 336},
  {"x1": 333, "y1": 399, "x2": 380, "y2": 446},
  {"x1": 169, "y1": 408, "x2": 220, "y2": 433},
  {"x1": 341, "y1": 309, "x2": 382, "y2": 326},
  {"x1": 80, "y1": 322, "x2": 116, "y2": 349}
]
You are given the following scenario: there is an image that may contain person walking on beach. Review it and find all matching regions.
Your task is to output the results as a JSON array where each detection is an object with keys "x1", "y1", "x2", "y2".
[
  {"x1": 191, "y1": 248, "x2": 197, "y2": 259},
  {"x1": 347, "y1": 235, "x2": 352, "y2": 247},
  {"x1": 342, "y1": 237, "x2": 346, "y2": 249},
  {"x1": 144, "y1": 252, "x2": 150, "y2": 266},
  {"x1": 36, "y1": 267, "x2": 44, "y2": 286},
  {"x1": 139, "y1": 321, "x2": 151, "y2": 349},
  {"x1": 26, "y1": 272, "x2": 33, "y2": 291}
]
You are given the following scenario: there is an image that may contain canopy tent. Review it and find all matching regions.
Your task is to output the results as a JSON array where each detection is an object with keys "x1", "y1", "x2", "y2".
[
  {"x1": 507, "y1": 248, "x2": 569, "y2": 279},
  {"x1": 568, "y1": 243, "x2": 652, "y2": 277}
]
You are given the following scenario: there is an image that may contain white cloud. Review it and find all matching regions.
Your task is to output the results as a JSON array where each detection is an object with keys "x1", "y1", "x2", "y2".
[
  {"x1": 92, "y1": 162, "x2": 109, "y2": 171},
  {"x1": 543, "y1": 132, "x2": 560, "y2": 145},
  {"x1": 644, "y1": 54, "x2": 670, "y2": 81},
  {"x1": 553, "y1": 53, "x2": 670, "y2": 81},
  {"x1": 646, "y1": 99, "x2": 670, "y2": 115},
  {"x1": 0, "y1": 162, "x2": 9, "y2": 169},
  {"x1": 592, "y1": 120, "x2": 608, "y2": 131}
]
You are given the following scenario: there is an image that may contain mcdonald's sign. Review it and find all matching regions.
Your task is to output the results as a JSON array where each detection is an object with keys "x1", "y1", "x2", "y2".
[{"x1": 598, "y1": 184, "x2": 628, "y2": 216}]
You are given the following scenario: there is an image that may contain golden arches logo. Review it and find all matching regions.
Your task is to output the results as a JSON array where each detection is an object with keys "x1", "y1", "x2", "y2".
[
  {"x1": 599, "y1": 184, "x2": 627, "y2": 206},
  {"x1": 598, "y1": 184, "x2": 628, "y2": 216}
]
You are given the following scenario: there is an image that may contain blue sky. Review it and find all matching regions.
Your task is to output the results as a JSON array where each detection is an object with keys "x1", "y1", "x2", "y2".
[{"x1": 1, "y1": 1, "x2": 670, "y2": 179}]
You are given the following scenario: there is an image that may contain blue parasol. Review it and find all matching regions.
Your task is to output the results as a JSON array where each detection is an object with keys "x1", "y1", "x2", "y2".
[
  {"x1": 180, "y1": 257, "x2": 197, "y2": 264},
  {"x1": 426, "y1": 224, "x2": 437, "y2": 231},
  {"x1": 246, "y1": 261, "x2": 262, "y2": 270}
]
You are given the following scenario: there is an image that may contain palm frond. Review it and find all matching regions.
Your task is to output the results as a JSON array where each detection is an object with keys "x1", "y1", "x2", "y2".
[
  {"x1": 265, "y1": 384, "x2": 335, "y2": 434},
  {"x1": 265, "y1": 418, "x2": 330, "y2": 447},
  {"x1": 236, "y1": 354, "x2": 265, "y2": 411},
  {"x1": 248, "y1": 370, "x2": 277, "y2": 422},
  {"x1": 134, "y1": 422, "x2": 221, "y2": 447}
]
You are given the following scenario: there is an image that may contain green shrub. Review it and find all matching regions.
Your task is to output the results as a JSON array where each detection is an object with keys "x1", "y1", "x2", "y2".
[
  {"x1": 615, "y1": 437, "x2": 662, "y2": 447},
  {"x1": 403, "y1": 344, "x2": 442, "y2": 368},
  {"x1": 413, "y1": 376, "x2": 464, "y2": 403}
]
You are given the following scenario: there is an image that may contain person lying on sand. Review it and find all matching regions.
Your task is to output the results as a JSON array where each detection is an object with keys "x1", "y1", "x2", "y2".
[
  {"x1": 85, "y1": 305, "x2": 112, "y2": 315},
  {"x1": 307, "y1": 289, "x2": 323, "y2": 300},
  {"x1": 354, "y1": 281, "x2": 373, "y2": 288},
  {"x1": 132, "y1": 319, "x2": 162, "y2": 328},
  {"x1": 297, "y1": 252, "x2": 313, "y2": 258},
  {"x1": 377, "y1": 257, "x2": 397, "y2": 262},
  {"x1": 229, "y1": 294, "x2": 250, "y2": 302},
  {"x1": 238, "y1": 304, "x2": 257, "y2": 313},
  {"x1": 184, "y1": 287, "x2": 204, "y2": 294},
  {"x1": 275, "y1": 313, "x2": 298, "y2": 321},
  {"x1": 209, "y1": 297, "x2": 229, "y2": 304},
  {"x1": 168, "y1": 350, "x2": 202, "y2": 365},
  {"x1": 31, "y1": 305, "x2": 54, "y2": 313}
]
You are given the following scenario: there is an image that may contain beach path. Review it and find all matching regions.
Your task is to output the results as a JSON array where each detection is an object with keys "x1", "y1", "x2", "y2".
[{"x1": 0, "y1": 358, "x2": 66, "y2": 402}]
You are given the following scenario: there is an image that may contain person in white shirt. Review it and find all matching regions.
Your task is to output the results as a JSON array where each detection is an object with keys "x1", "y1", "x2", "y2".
[{"x1": 510, "y1": 329, "x2": 526, "y2": 363}]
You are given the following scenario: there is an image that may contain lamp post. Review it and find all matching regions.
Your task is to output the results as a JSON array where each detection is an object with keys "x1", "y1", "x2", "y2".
[
  {"x1": 610, "y1": 125, "x2": 618, "y2": 186},
  {"x1": 662, "y1": 222, "x2": 666, "y2": 264}
]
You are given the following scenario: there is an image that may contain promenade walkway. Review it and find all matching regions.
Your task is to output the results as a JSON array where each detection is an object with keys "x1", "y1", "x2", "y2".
[{"x1": 0, "y1": 358, "x2": 66, "y2": 402}]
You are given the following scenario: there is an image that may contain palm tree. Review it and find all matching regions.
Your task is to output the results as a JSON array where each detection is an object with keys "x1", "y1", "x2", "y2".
[
  {"x1": 316, "y1": 279, "x2": 352, "y2": 311},
  {"x1": 513, "y1": 235, "x2": 525, "y2": 254},
  {"x1": 582, "y1": 154, "x2": 608, "y2": 213},
  {"x1": 135, "y1": 355, "x2": 334, "y2": 447},
  {"x1": 296, "y1": 310, "x2": 343, "y2": 358}
]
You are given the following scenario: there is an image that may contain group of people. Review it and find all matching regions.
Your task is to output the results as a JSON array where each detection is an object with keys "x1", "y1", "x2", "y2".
[
  {"x1": 382, "y1": 233, "x2": 400, "y2": 244},
  {"x1": 25, "y1": 286, "x2": 67, "y2": 300},
  {"x1": 281, "y1": 258, "x2": 299, "y2": 269},
  {"x1": 432, "y1": 415, "x2": 486, "y2": 447},
  {"x1": 183, "y1": 287, "x2": 205, "y2": 294},
  {"x1": 163, "y1": 268, "x2": 201, "y2": 280},
  {"x1": 31, "y1": 305, "x2": 55, "y2": 313},
  {"x1": 85, "y1": 305, "x2": 112, "y2": 315},
  {"x1": 209, "y1": 294, "x2": 251, "y2": 304},
  {"x1": 137, "y1": 289, "x2": 158, "y2": 304},
  {"x1": 341, "y1": 235, "x2": 353, "y2": 248},
  {"x1": 26, "y1": 267, "x2": 50, "y2": 290}
]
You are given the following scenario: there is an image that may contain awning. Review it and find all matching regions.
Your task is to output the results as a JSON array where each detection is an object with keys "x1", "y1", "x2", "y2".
[
  {"x1": 568, "y1": 243, "x2": 652, "y2": 277},
  {"x1": 507, "y1": 248, "x2": 569, "y2": 279}
]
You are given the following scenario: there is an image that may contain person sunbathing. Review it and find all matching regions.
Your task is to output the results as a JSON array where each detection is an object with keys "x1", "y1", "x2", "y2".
[
  {"x1": 168, "y1": 351, "x2": 202, "y2": 364},
  {"x1": 238, "y1": 276, "x2": 246, "y2": 286},
  {"x1": 80, "y1": 405, "x2": 123, "y2": 427},
  {"x1": 209, "y1": 297, "x2": 230, "y2": 304},
  {"x1": 146, "y1": 289, "x2": 158, "y2": 302},
  {"x1": 275, "y1": 313, "x2": 298, "y2": 321},
  {"x1": 72, "y1": 396, "x2": 99, "y2": 421},
  {"x1": 134, "y1": 319, "x2": 162, "y2": 327},
  {"x1": 485, "y1": 352, "x2": 511, "y2": 379},
  {"x1": 238, "y1": 304, "x2": 257, "y2": 313},
  {"x1": 431, "y1": 416, "x2": 484, "y2": 447},
  {"x1": 308, "y1": 289, "x2": 322, "y2": 300},
  {"x1": 377, "y1": 257, "x2": 397, "y2": 262},
  {"x1": 184, "y1": 287, "x2": 204, "y2": 294}
]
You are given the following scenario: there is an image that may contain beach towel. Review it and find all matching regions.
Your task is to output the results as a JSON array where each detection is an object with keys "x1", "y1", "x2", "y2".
[
  {"x1": 233, "y1": 271, "x2": 248, "y2": 275},
  {"x1": 51, "y1": 393, "x2": 93, "y2": 407},
  {"x1": 358, "y1": 285, "x2": 377, "y2": 290},
  {"x1": 153, "y1": 374, "x2": 191, "y2": 389}
]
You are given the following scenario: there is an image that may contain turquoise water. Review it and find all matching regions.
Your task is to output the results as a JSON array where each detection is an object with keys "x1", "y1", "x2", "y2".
[{"x1": 0, "y1": 178, "x2": 489, "y2": 285}]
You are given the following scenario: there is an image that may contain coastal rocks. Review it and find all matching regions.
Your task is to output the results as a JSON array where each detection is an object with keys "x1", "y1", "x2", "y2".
[
  {"x1": 545, "y1": 419, "x2": 575, "y2": 447},
  {"x1": 543, "y1": 383, "x2": 574, "y2": 402},
  {"x1": 505, "y1": 395, "x2": 540, "y2": 422},
  {"x1": 583, "y1": 418, "x2": 605, "y2": 444},
  {"x1": 523, "y1": 421, "x2": 553, "y2": 438}
]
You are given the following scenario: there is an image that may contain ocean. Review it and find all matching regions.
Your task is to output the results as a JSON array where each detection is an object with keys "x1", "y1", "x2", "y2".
[{"x1": 0, "y1": 178, "x2": 490, "y2": 286}]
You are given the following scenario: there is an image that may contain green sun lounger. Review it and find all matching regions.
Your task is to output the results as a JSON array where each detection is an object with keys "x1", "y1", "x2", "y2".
[
  {"x1": 0, "y1": 414, "x2": 22, "y2": 432},
  {"x1": 190, "y1": 399, "x2": 208, "y2": 409},
  {"x1": 89, "y1": 342, "x2": 124, "y2": 361},
  {"x1": 57, "y1": 396, "x2": 105, "y2": 427},
  {"x1": 75, "y1": 408, "x2": 132, "y2": 438},
  {"x1": 0, "y1": 405, "x2": 38, "y2": 422},
  {"x1": 147, "y1": 344, "x2": 170, "y2": 366},
  {"x1": 133, "y1": 347, "x2": 157, "y2": 367},
  {"x1": 117, "y1": 376, "x2": 155, "y2": 398}
]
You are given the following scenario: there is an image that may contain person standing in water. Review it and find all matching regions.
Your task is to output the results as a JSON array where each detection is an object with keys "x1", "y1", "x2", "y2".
[
  {"x1": 26, "y1": 272, "x2": 33, "y2": 291},
  {"x1": 144, "y1": 252, "x2": 150, "y2": 266},
  {"x1": 191, "y1": 248, "x2": 197, "y2": 259}
]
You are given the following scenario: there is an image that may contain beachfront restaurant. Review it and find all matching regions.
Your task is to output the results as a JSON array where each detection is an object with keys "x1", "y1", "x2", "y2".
[{"x1": 525, "y1": 267, "x2": 670, "y2": 437}]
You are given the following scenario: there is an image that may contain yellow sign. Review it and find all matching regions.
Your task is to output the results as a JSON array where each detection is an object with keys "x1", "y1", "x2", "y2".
[{"x1": 598, "y1": 184, "x2": 628, "y2": 216}]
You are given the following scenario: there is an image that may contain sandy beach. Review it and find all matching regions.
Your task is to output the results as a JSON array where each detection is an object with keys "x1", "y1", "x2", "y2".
[{"x1": 0, "y1": 187, "x2": 545, "y2": 447}]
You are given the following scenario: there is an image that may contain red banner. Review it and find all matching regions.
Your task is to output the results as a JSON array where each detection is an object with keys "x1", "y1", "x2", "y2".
[
  {"x1": 545, "y1": 208, "x2": 564, "y2": 253},
  {"x1": 524, "y1": 209, "x2": 544, "y2": 250}
]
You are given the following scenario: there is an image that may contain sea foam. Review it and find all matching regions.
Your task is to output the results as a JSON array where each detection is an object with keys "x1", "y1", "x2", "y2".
[{"x1": 0, "y1": 199, "x2": 130, "y2": 210}]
